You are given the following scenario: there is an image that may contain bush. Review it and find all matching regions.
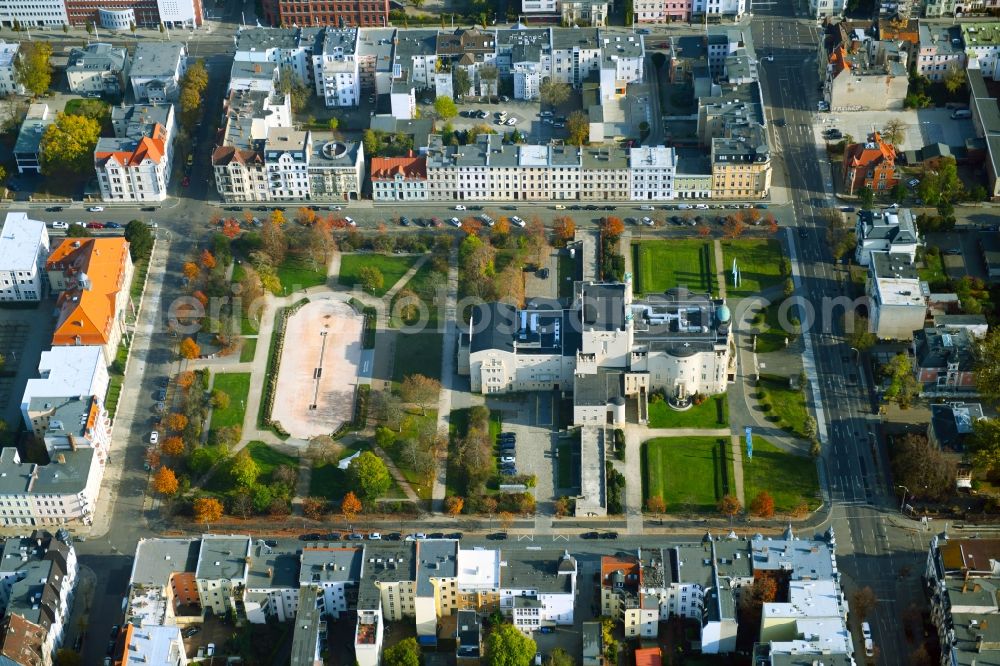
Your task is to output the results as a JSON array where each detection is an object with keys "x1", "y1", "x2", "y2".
[{"x1": 606, "y1": 462, "x2": 626, "y2": 514}]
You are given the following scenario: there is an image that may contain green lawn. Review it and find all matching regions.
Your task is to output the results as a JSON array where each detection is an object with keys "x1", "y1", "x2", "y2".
[
  {"x1": 757, "y1": 374, "x2": 810, "y2": 438},
  {"x1": 556, "y1": 437, "x2": 579, "y2": 490},
  {"x1": 721, "y1": 239, "x2": 785, "y2": 300},
  {"x1": 393, "y1": 331, "x2": 443, "y2": 383},
  {"x1": 382, "y1": 410, "x2": 438, "y2": 501},
  {"x1": 643, "y1": 437, "x2": 735, "y2": 513},
  {"x1": 919, "y1": 251, "x2": 948, "y2": 289},
  {"x1": 203, "y1": 440, "x2": 298, "y2": 493},
  {"x1": 106, "y1": 374, "x2": 124, "y2": 420},
  {"x1": 210, "y1": 372, "x2": 251, "y2": 429},
  {"x1": 309, "y1": 442, "x2": 405, "y2": 501},
  {"x1": 276, "y1": 256, "x2": 328, "y2": 293},
  {"x1": 648, "y1": 394, "x2": 729, "y2": 428},
  {"x1": 390, "y1": 258, "x2": 447, "y2": 328},
  {"x1": 557, "y1": 253, "x2": 577, "y2": 298},
  {"x1": 633, "y1": 240, "x2": 716, "y2": 295},
  {"x1": 750, "y1": 302, "x2": 798, "y2": 353},
  {"x1": 339, "y1": 254, "x2": 420, "y2": 297},
  {"x1": 239, "y1": 338, "x2": 257, "y2": 362},
  {"x1": 743, "y1": 437, "x2": 820, "y2": 513}
]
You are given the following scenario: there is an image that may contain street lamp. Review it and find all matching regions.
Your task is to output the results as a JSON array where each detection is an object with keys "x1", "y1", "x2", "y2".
[
  {"x1": 897, "y1": 485, "x2": 909, "y2": 514},
  {"x1": 850, "y1": 346, "x2": 860, "y2": 365}
]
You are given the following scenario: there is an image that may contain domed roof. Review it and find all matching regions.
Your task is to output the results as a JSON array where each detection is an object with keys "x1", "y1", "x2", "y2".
[{"x1": 716, "y1": 304, "x2": 731, "y2": 323}]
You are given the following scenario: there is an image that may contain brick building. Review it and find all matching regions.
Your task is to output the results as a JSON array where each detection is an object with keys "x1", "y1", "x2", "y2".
[
  {"x1": 259, "y1": 0, "x2": 388, "y2": 28},
  {"x1": 842, "y1": 131, "x2": 899, "y2": 195}
]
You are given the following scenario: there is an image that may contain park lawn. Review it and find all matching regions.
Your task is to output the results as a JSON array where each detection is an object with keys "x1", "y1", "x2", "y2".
[
  {"x1": 309, "y1": 442, "x2": 405, "y2": 501},
  {"x1": 382, "y1": 410, "x2": 438, "y2": 501},
  {"x1": 752, "y1": 302, "x2": 797, "y2": 353},
  {"x1": 556, "y1": 437, "x2": 579, "y2": 490},
  {"x1": 558, "y1": 253, "x2": 576, "y2": 298},
  {"x1": 390, "y1": 258, "x2": 447, "y2": 328},
  {"x1": 239, "y1": 338, "x2": 257, "y2": 362},
  {"x1": 919, "y1": 252, "x2": 948, "y2": 289},
  {"x1": 633, "y1": 240, "x2": 715, "y2": 295},
  {"x1": 758, "y1": 374, "x2": 810, "y2": 438},
  {"x1": 721, "y1": 239, "x2": 785, "y2": 300},
  {"x1": 642, "y1": 437, "x2": 735, "y2": 513},
  {"x1": 203, "y1": 440, "x2": 298, "y2": 493},
  {"x1": 339, "y1": 254, "x2": 419, "y2": 297},
  {"x1": 393, "y1": 331, "x2": 443, "y2": 383},
  {"x1": 648, "y1": 394, "x2": 728, "y2": 429},
  {"x1": 743, "y1": 437, "x2": 820, "y2": 513},
  {"x1": 210, "y1": 372, "x2": 251, "y2": 430},
  {"x1": 276, "y1": 256, "x2": 328, "y2": 293}
]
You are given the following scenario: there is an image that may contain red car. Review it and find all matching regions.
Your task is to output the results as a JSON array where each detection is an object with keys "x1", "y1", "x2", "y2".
[
  {"x1": 86, "y1": 222, "x2": 104, "y2": 229},
  {"x1": 182, "y1": 176, "x2": 190, "y2": 187}
]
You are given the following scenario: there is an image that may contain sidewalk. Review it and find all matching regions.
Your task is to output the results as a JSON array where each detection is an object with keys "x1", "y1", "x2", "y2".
[{"x1": 431, "y1": 241, "x2": 459, "y2": 512}]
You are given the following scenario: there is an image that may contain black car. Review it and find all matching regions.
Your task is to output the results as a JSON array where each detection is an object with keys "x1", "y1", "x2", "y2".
[
  {"x1": 487, "y1": 532, "x2": 508, "y2": 540},
  {"x1": 581, "y1": 532, "x2": 600, "y2": 539},
  {"x1": 347, "y1": 533, "x2": 364, "y2": 540},
  {"x1": 255, "y1": 206, "x2": 268, "y2": 211},
  {"x1": 471, "y1": 205, "x2": 483, "y2": 211},
  {"x1": 600, "y1": 531, "x2": 619, "y2": 539},
  {"x1": 500, "y1": 468, "x2": 517, "y2": 476},
  {"x1": 400, "y1": 217, "x2": 411, "y2": 226},
  {"x1": 603, "y1": 205, "x2": 615, "y2": 211},
  {"x1": 429, "y1": 532, "x2": 445, "y2": 539},
  {"x1": 182, "y1": 626, "x2": 201, "y2": 638},
  {"x1": 385, "y1": 532, "x2": 402, "y2": 541},
  {"x1": 537, "y1": 268, "x2": 550, "y2": 279},
  {"x1": 585, "y1": 204, "x2": 599, "y2": 210},
  {"x1": 45, "y1": 206, "x2": 64, "y2": 212},
  {"x1": 299, "y1": 533, "x2": 322, "y2": 541},
  {"x1": 110, "y1": 625, "x2": 120, "y2": 640},
  {"x1": 446, "y1": 532, "x2": 463, "y2": 539},
  {"x1": 500, "y1": 443, "x2": 516, "y2": 452},
  {"x1": 324, "y1": 532, "x2": 341, "y2": 540},
  {"x1": 141, "y1": 206, "x2": 157, "y2": 212},
  {"x1": 263, "y1": 539, "x2": 278, "y2": 547},
  {"x1": 569, "y1": 205, "x2": 581, "y2": 210},
  {"x1": 226, "y1": 206, "x2": 241, "y2": 211}
]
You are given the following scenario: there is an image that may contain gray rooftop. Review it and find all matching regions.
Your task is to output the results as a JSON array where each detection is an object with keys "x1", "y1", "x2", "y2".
[
  {"x1": 311, "y1": 139, "x2": 361, "y2": 167},
  {"x1": 13, "y1": 107, "x2": 53, "y2": 157},
  {"x1": 300, "y1": 546, "x2": 364, "y2": 585},
  {"x1": 601, "y1": 33, "x2": 643, "y2": 61},
  {"x1": 230, "y1": 60, "x2": 279, "y2": 81},
  {"x1": 319, "y1": 27, "x2": 359, "y2": 56},
  {"x1": 712, "y1": 123, "x2": 769, "y2": 163},
  {"x1": 499, "y1": 549, "x2": 576, "y2": 594},
  {"x1": 919, "y1": 23, "x2": 964, "y2": 55},
  {"x1": 574, "y1": 368, "x2": 624, "y2": 407},
  {"x1": 870, "y1": 251, "x2": 919, "y2": 281},
  {"x1": 110, "y1": 103, "x2": 172, "y2": 141},
  {"x1": 856, "y1": 206, "x2": 918, "y2": 243},
  {"x1": 357, "y1": 28, "x2": 396, "y2": 72},
  {"x1": 392, "y1": 29, "x2": 439, "y2": 78},
  {"x1": 130, "y1": 42, "x2": 186, "y2": 78},
  {"x1": 950, "y1": 612, "x2": 1000, "y2": 666},
  {"x1": 416, "y1": 540, "x2": 458, "y2": 596},
  {"x1": 552, "y1": 27, "x2": 601, "y2": 51},
  {"x1": 236, "y1": 27, "x2": 303, "y2": 52},
  {"x1": 130, "y1": 538, "x2": 201, "y2": 587},
  {"x1": 195, "y1": 535, "x2": 251, "y2": 581},
  {"x1": 751, "y1": 533, "x2": 836, "y2": 580},
  {"x1": 356, "y1": 542, "x2": 415, "y2": 610},
  {"x1": 67, "y1": 43, "x2": 128, "y2": 73},
  {"x1": 37, "y1": 395, "x2": 98, "y2": 440},
  {"x1": 290, "y1": 586, "x2": 326, "y2": 666},
  {"x1": 0, "y1": 447, "x2": 97, "y2": 496},
  {"x1": 247, "y1": 540, "x2": 300, "y2": 589},
  {"x1": 581, "y1": 144, "x2": 629, "y2": 170}
]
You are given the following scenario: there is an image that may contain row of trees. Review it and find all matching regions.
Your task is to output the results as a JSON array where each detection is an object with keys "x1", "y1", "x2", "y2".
[{"x1": 179, "y1": 59, "x2": 209, "y2": 131}]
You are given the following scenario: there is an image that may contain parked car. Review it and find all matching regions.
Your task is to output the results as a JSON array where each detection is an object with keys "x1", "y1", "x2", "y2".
[
  {"x1": 149, "y1": 431, "x2": 159, "y2": 445},
  {"x1": 50, "y1": 221, "x2": 69, "y2": 230},
  {"x1": 639, "y1": 205, "x2": 654, "y2": 211},
  {"x1": 506, "y1": 117, "x2": 518, "y2": 125},
  {"x1": 510, "y1": 216, "x2": 526, "y2": 227},
  {"x1": 600, "y1": 531, "x2": 619, "y2": 539},
  {"x1": 449, "y1": 217, "x2": 462, "y2": 227},
  {"x1": 344, "y1": 216, "x2": 356, "y2": 226},
  {"x1": 87, "y1": 206, "x2": 104, "y2": 212},
  {"x1": 104, "y1": 221, "x2": 122, "y2": 229},
  {"x1": 206, "y1": 644, "x2": 215, "y2": 657},
  {"x1": 581, "y1": 532, "x2": 600, "y2": 539},
  {"x1": 539, "y1": 627, "x2": 555, "y2": 634},
  {"x1": 537, "y1": 267, "x2": 549, "y2": 279},
  {"x1": 369, "y1": 532, "x2": 382, "y2": 540},
  {"x1": 501, "y1": 455, "x2": 515, "y2": 464},
  {"x1": 182, "y1": 626, "x2": 200, "y2": 638},
  {"x1": 299, "y1": 533, "x2": 322, "y2": 541},
  {"x1": 446, "y1": 532, "x2": 463, "y2": 539},
  {"x1": 87, "y1": 222, "x2": 104, "y2": 229},
  {"x1": 695, "y1": 204, "x2": 710, "y2": 210},
  {"x1": 554, "y1": 204, "x2": 566, "y2": 210},
  {"x1": 347, "y1": 533, "x2": 364, "y2": 540},
  {"x1": 400, "y1": 216, "x2": 410, "y2": 226},
  {"x1": 385, "y1": 532, "x2": 402, "y2": 541},
  {"x1": 454, "y1": 204, "x2": 467, "y2": 211},
  {"x1": 488, "y1": 532, "x2": 508, "y2": 540}
]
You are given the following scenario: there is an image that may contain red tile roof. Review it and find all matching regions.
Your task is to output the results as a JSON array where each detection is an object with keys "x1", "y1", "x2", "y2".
[
  {"x1": 845, "y1": 132, "x2": 896, "y2": 168},
  {"x1": 95, "y1": 123, "x2": 167, "y2": 167},
  {"x1": 370, "y1": 156, "x2": 427, "y2": 180},
  {"x1": 634, "y1": 648, "x2": 661, "y2": 666}
]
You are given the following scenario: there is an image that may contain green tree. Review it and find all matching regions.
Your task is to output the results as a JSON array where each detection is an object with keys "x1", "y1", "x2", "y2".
[
  {"x1": 890, "y1": 433, "x2": 955, "y2": 501},
  {"x1": 40, "y1": 112, "x2": 101, "y2": 177},
  {"x1": 55, "y1": 649, "x2": 83, "y2": 666},
  {"x1": 327, "y1": 117, "x2": 340, "y2": 131},
  {"x1": 485, "y1": 623, "x2": 537, "y2": 666},
  {"x1": 546, "y1": 648, "x2": 574, "y2": 666},
  {"x1": 14, "y1": 42, "x2": 53, "y2": 97},
  {"x1": 384, "y1": 637, "x2": 422, "y2": 666},
  {"x1": 278, "y1": 66, "x2": 311, "y2": 113},
  {"x1": 858, "y1": 186, "x2": 875, "y2": 209},
  {"x1": 363, "y1": 129, "x2": 380, "y2": 158},
  {"x1": 883, "y1": 353, "x2": 919, "y2": 408},
  {"x1": 539, "y1": 78, "x2": 570, "y2": 107},
  {"x1": 944, "y1": 64, "x2": 966, "y2": 94},
  {"x1": 347, "y1": 451, "x2": 392, "y2": 501},
  {"x1": 881, "y1": 117, "x2": 905, "y2": 147},
  {"x1": 357, "y1": 265, "x2": 384, "y2": 293},
  {"x1": 975, "y1": 328, "x2": 1000, "y2": 402},
  {"x1": 566, "y1": 110, "x2": 589, "y2": 146},
  {"x1": 434, "y1": 95, "x2": 458, "y2": 120},
  {"x1": 453, "y1": 67, "x2": 472, "y2": 97},
  {"x1": 971, "y1": 418, "x2": 1000, "y2": 472},
  {"x1": 66, "y1": 225, "x2": 93, "y2": 238},
  {"x1": 124, "y1": 220, "x2": 154, "y2": 261},
  {"x1": 848, "y1": 314, "x2": 877, "y2": 351},
  {"x1": 229, "y1": 448, "x2": 260, "y2": 488}
]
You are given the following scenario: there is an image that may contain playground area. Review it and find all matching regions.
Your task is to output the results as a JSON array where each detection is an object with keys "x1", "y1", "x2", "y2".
[{"x1": 270, "y1": 298, "x2": 363, "y2": 439}]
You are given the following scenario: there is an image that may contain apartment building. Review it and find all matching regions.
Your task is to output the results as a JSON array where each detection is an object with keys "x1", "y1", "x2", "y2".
[
  {"x1": 312, "y1": 28, "x2": 361, "y2": 107},
  {"x1": 126, "y1": 538, "x2": 202, "y2": 628},
  {"x1": 0, "y1": 532, "x2": 77, "y2": 664},
  {"x1": 260, "y1": 0, "x2": 387, "y2": 28},
  {"x1": 13, "y1": 104, "x2": 53, "y2": 175},
  {"x1": 580, "y1": 145, "x2": 631, "y2": 201},
  {"x1": 635, "y1": 0, "x2": 691, "y2": 22},
  {"x1": 962, "y1": 22, "x2": 1000, "y2": 77},
  {"x1": 130, "y1": 42, "x2": 187, "y2": 103},
  {"x1": 691, "y1": 0, "x2": 748, "y2": 20},
  {"x1": 926, "y1": 536, "x2": 1000, "y2": 666},
  {"x1": 245, "y1": 540, "x2": 301, "y2": 623},
  {"x1": 357, "y1": 27, "x2": 395, "y2": 95},
  {"x1": 65, "y1": 43, "x2": 130, "y2": 96},
  {"x1": 113, "y1": 624, "x2": 188, "y2": 666},
  {"x1": 0, "y1": 0, "x2": 66, "y2": 27},
  {"x1": 854, "y1": 205, "x2": 919, "y2": 265},
  {"x1": 913, "y1": 325, "x2": 978, "y2": 394},
  {"x1": 212, "y1": 90, "x2": 290, "y2": 202},
  {"x1": 843, "y1": 132, "x2": 899, "y2": 195},
  {"x1": 235, "y1": 26, "x2": 318, "y2": 90},
  {"x1": 20, "y1": 346, "x2": 109, "y2": 436},
  {"x1": 0, "y1": 212, "x2": 49, "y2": 303},
  {"x1": 95, "y1": 103, "x2": 175, "y2": 202},
  {"x1": 47, "y1": 237, "x2": 134, "y2": 364},
  {"x1": 917, "y1": 24, "x2": 966, "y2": 81},
  {"x1": 551, "y1": 28, "x2": 602, "y2": 88},
  {"x1": 629, "y1": 146, "x2": 676, "y2": 200},
  {"x1": 228, "y1": 60, "x2": 280, "y2": 94},
  {"x1": 370, "y1": 155, "x2": 428, "y2": 201},
  {"x1": 195, "y1": 535, "x2": 251, "y2": 616},
  {"x1": 63, "y1": 0, "x2": 202, "y2": 27},
  {"x1": 291, "y1": 586, "x2": 326, "y2": 666},
  {"x1": 824, "y1": 36, "x2": 909, "y2": 111},
  {"x1": 866, "y1": 252, "x2": 927, "y2": 340},
  {"x1": 299, "y1": 546, "x2": 362, "y2": 619},
  {"x1": 710, "y1": 124, "x2": 771, "y2": 199},
  {"x1": 0, "y1": 42, "x2": 23, "y2": 96}
]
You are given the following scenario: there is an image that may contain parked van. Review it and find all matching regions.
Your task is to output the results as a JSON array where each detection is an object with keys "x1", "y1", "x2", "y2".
[{"x1": 952, "y1": 109, "x2": 972, "y2": 119}]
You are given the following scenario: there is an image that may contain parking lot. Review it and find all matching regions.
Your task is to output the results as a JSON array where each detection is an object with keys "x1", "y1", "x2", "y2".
[
  {"x1": 488, "y1": 393, "x2": 559, "y2": 508},
  {"x1": 419, "y1": 95, "x2": 578, "y2": 144},
  {"x1": 815, "y1": 107, "x2": 979, "y2": 152}
]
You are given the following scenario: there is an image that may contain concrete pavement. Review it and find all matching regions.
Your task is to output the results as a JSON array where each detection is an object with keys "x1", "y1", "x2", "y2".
[{"x1": 432, "y1": 242, "x2": 460, "y2": 512}]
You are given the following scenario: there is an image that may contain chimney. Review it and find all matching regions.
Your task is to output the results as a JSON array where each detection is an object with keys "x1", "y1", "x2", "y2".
[
  {"x1": 56, "y1": 454, "x2": 66, "y2": 464},
  {"x1": 67, "y1": 434, "x2": 77, "y2": 451}
]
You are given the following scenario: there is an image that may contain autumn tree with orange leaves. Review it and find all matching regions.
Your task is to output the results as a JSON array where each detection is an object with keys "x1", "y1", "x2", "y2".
[
  {"x1": 601, "y1": 216, "x2": 625, "y2": 238},
  {"x1": 200, "y1": 249, "x2": 216, "y2": 270},
  {"x1": 750, "y1": 490, "x2": 775, "y2": 518},
  {"x1": 445, "y1": 496, "x2": 464, "y2": 515},
  {"x1": 221, "y1": 218, "x2": 241, "y2": 238},
  {"x1": 164, "y1": 413, "x2": 188, "y2": 432},
  {"x1": 553, "y1": 216, "x2": 575, "y2": 246},
  {"x1": 697, "y1": 224, "x2": 712, "y2": 237},
  {"x1": 723, "y1": 216, "x2": 745, "y2": 239},
  {"x1": 296, "y1": 207, "x2": 317, "y2": 226},
  {"x1": 179, "y1": 338, "x2": 201, "y2": 359},
  {"x1": 193, "y1": 497, "x2": 224, "y2": 525},
  {"x1": 161, "y1": 436, "x2": 185, "y2": 457},
  {"x1": 341, "y1": 491, "x2": 362, "y2": 520},
  {"x1": 462, "y1": 216, "x2": 483, "y2": 236},
  {"x1": 182, "y1": 262, "x2": 200, "y2": 282},
  {"x1": 153, "y1": 466, "x2": 179, "y2": 496}
]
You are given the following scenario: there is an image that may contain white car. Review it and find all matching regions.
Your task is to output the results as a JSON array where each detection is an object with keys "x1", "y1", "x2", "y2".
[
  {"x1": 50, "y1": 221, "x2": 69, "y2": 230},
  {"x1": 87, "y1": 206, "x2": 104, "y2": 212},
  {"x1": 344, "y1": 216, "x2": 356, "y2": 226},
  {"x1": 369, "y1": 532, "x2": 382, "y2": 540},
  {"x1": 554, "y1": 205, "x2": 566, "y2": 210},
  {"x1": 206, "y1": 644, "x2": 216, "y2": 657},
  {"x1": 506, "y1": 117, "x2": 518, "y2": 125},
  {"x1": 449, "y1": 217, "x2": 462, "y2": 227},
  {"x1": 454, "y1": 205, "x2": 467, "y2": 211},
  {"x1": 861, "y1": 622, "x2": 872, "y2": 640},
  {"x1": 501, "y1": 456, "x2": 516, "y2": 464},
  {"x1": 149, "y1": 431, "x2": 159, "y2": 445},
  {"x1": 695, "y1": 204, "x2": 710, "y2": 210},
  {"x1": 677, "y1": 204, "x2": 693, "y2": 210},
  {"x1": 639, "y1": 205, "x2": 654, "y2": 211},
  {"x1": 511, "y1": 216, "x2": 526, "y2": 227},
  {"x1": 641, "y1": 217, "x2": 654, "y2": 226}
]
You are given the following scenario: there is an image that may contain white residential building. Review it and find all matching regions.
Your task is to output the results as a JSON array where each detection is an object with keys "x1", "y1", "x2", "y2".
[
  {"x1": 522, "y1": 0, "x2": 558, "y2": 11},
  {"x1": 561, "y1": 0, "x2": 610, "y2": 26},
  {"x1": 551, "y1": 28, "x2": 602, "y2": 88},
  {"x1": 0, "y1": 212, "x2": 49, "y2": 302},
  {"x1": 598, "y1": 33, "x2": 644, "y2": 101},
  {"x1": 264, "y1": 128, "x2": 311, "y2": 199},
  {"x1": 0, "y1": 444, "x2": 104, "y2": 527},
  {"x1": 807, "y1": 0, "x2": 844, "y2": 19},
  {"x1": 692, "y1": 0, "x2": 748, "y2": 19},
  {"x1": 309, "y1": 139, "x2": 365, "y2": 201},
  {"x1": 0, "y1": 41, "x2": 23, "y2": 95},
  {"x1": 234, "y1": 26, "x2": 318, "y2": 90},
  {"x1": 961, "y1": 22, "x2": 1000, "y2": 78},
  {"x1": 370, "y1": 155, "x2": 428, "y2": 201},
  {"x1": 500, "y1": 550, "x2": 578, "y2": 633},
  {"x1": 917, "y1": 24, "x2": 966, "y2": 82},
  {"x1": 629, "y1": 146, "x2": 676, "y2": 200},
  {"x1": 228, "y1": 60, "x2": 280, "y2": 94},
  {"x1": 94, "y1": 103, "x2": 176, "y2": 203},
  {"x1": 389, "y1": 80, "x2": 417, "y2": 119},
  {"x1": 312, "y1": 28, "x2": 361, "y2": 107},
  {"x1": 117, "y1": 624, "x2": 188, "y2": 666},
  {"x1": 157, "y1": 0, "x2": 202, "y2": 28},
  {"x1": 195, "y1": 536, "x2": 251, "y2": 616},
  {"x1": 130, "y1": 42, "x2": 188, "y2": 103},
  {"x1": 0, "y1": 0, "x2": 67, "y2": 28},
  {"x1": 854, "y1": 205, "x2": 919, "y2": 266},
  {"x1": 20, "y1": 346, "x2": 109, "y2": 437},
  {"x1": 65, "y1": 42, "x2": 130, "y2": 96},
  {"x1": 13, "y1": 103, "x2": 52, "y2": 175},
  {"x1": 866, "y1": 252, "x2": 927, "y2": 341}
]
